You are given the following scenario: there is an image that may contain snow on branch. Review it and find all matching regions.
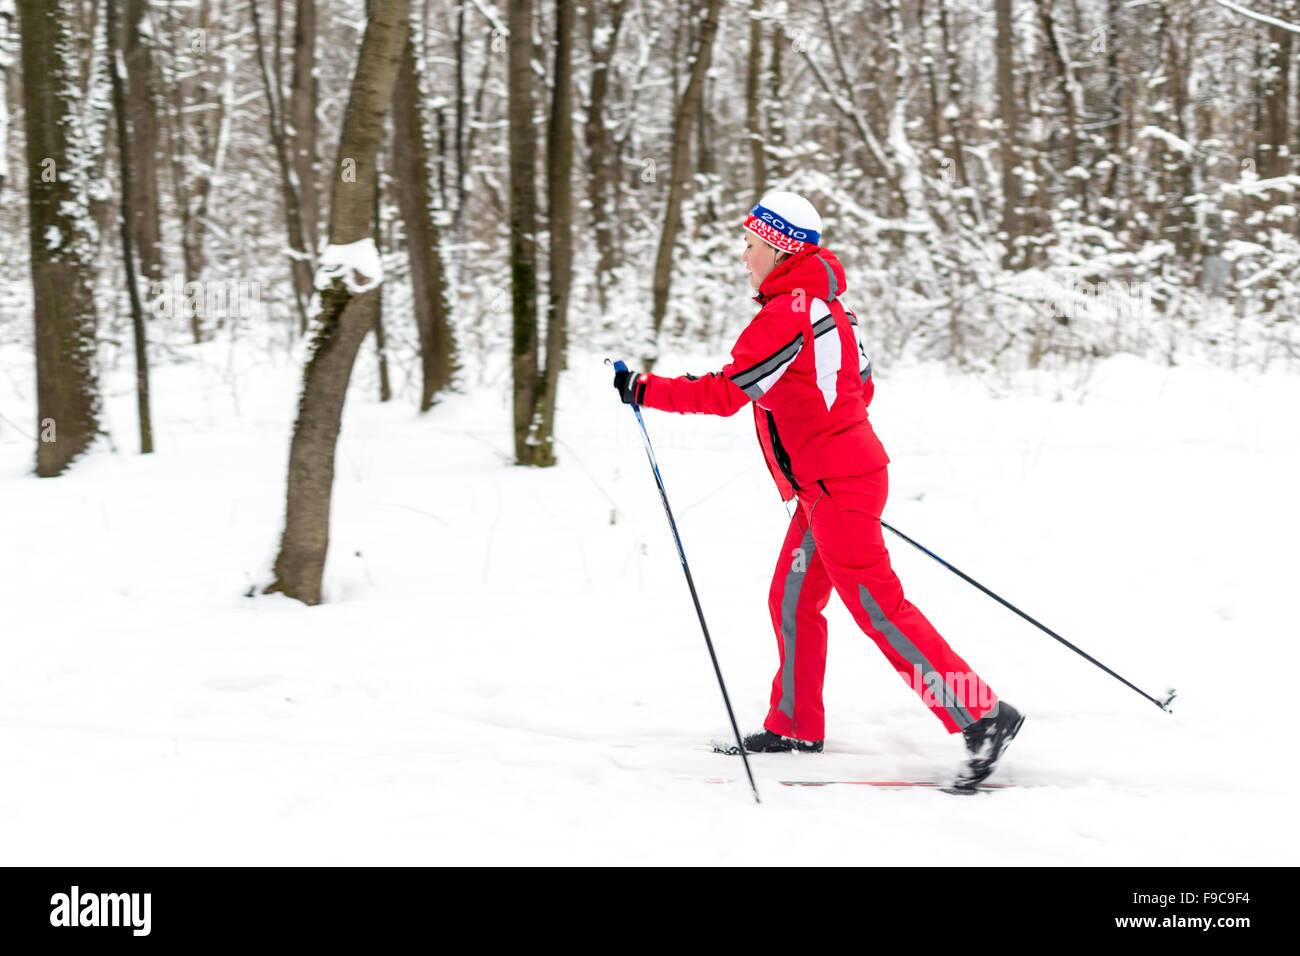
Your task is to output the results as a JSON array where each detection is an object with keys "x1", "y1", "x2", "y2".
[
  {"x1": 1137, "y1": 125, "x2": 1196, "y2": 157},
  {"x1": 1213, "y1": 0, "x2": 1300, "y2": 34},
  {"x1": 1220, "y1": 173, "x2": 1300, "y2": 198}
]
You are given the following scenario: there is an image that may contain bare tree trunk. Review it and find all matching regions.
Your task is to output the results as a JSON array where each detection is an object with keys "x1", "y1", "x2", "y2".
[
  {"x1": 508, "y1": 0, "x2": 540, "y2": 462},
  {"x1": 995, "y1": 0, "x2": 1021, "y2": 268},
  {"x1": 768, "y1": 20, "x2": 785, "y2": 181},
  {"x1": 73, "y1": 0, "x2": 98, "y2": 93},
  {"x1": 1264, "y1": 9, "x2": 1293, "y2": 179},
  {"x1": 19, "y1": 0, "x2": 102, "y2": 476},
  {"x1": 808, "y1": 0, "x2": 897, "y2": 196},
  {"x1": 432, "y1": 102, "x2": 448, "y2": 210},
  {"x1": 584, "y1": 0, "x2": 624, "y2": 311},
  {"x1": 745, "y1": 0, "x2": 765, "y2": 197},
  {"x1": 267, "y1": 0, "x2": 410, "y2": 606},
  {"x1": 291, "y1": 0, "x2": 319, "y2": 256},
  {"x1": 458, "y1": 16, "x2": 495, "y2": 235},
  {"x1": 1166, "y1": 11, "x2": 1196, "y2": 259},
  {"x1": 1025, "y1": 46, "x2": 1048, "y2": 269},
  {"x1": 71, "y1": 0, "x2": 114, "y2": 246},
  {"x1": 1291, "y1": 2, "x2": 1300, "y2": 185},
  {"x1": 1036, "y1": 0, "x2": 1080, "y2": 204},
  {"x1": 919, "y1": 0, "x2": 943, "y2": 167},
  {"x1": 159, "y1": 29, "x2": 197, "y2": 335},
  {"x1": 454, "y1": 1, "x2": 467, "y2": 221},
  {"x1": 250, "y1": 0, "x2": 313, "y2": 333},
  {"x1": 455, "y1": 4, "x2": 508, "y2": 236},
  {"x1": 937, "y1": 0, "x2": 969, "y2": 195},
  {"x1": 373, "y1": 155, "x2": 391, "y2": 403},
  {"x1": 393, "y1": 30, "x2": 456, "y2": 410},
  {"x1": 0, "y1": 1, "x2": 12, "y2": 194},
  {"x1": 526, "y1": 0, "x2": 575, "y2": 467},
  {"x1": 1101, "y1": 0, "x2": 1123, "y2": 225},
  {"x1": 107, "y1": 0, "x2": 153, "y2": 454},
  {"x1": 695, "y1": 35, "x2": 715, "y2": 223},
  {"x1": 124, "y1": 0, "x2": 162, "y2": 284},
  {"x1": 650, "y1": 0, "x2": 723, "y2": 339},
  {"x1": 157, "y1": 0, "x2": 226, "y2": 342}
]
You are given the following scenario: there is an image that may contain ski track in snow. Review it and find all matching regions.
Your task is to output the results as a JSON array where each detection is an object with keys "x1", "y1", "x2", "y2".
[{"x1": 0, "y1": 339, "x2": 1296, "y2": 865}]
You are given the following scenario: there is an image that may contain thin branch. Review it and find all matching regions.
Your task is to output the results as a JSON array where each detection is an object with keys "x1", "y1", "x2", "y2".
[{"x1": 1213, "y1": 0, "x2": 1300, "y2": 34}]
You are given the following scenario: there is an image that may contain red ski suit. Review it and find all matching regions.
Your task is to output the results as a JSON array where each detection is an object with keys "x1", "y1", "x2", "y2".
[{"x1": 637, "y1": 246, "x2": 998, "y2": 740}]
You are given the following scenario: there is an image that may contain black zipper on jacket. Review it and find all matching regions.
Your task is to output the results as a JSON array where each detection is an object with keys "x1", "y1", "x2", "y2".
[{"x1": 765, "y1": 410, "x2": 799, "y2": 492}]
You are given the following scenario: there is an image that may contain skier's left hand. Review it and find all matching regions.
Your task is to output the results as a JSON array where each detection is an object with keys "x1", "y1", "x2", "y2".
[{"x1": 614, "y1": 368, "x2": 647, "y2": 405}]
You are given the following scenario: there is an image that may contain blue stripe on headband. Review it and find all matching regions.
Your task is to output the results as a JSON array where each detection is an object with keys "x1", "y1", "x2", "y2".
[{"x1": 749, "y1": 202, "x2": 820, "y2": 246}]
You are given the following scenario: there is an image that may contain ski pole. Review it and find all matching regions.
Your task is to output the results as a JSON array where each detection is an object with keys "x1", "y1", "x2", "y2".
[
  {"x1": 881, "y1": 519, "x2": 1177, "y2": 713},
  {"x1": 609, "y1": 359, "x2": 761, "y2": 804}
]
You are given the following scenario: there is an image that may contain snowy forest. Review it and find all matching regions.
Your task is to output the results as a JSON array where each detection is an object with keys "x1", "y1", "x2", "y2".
[
  {"x1": 1, "y1": 0, "x2": 1297, "y2": 868},
  {"x1": 6, "y1": 1, "x2": 1300, "y2": 483}
]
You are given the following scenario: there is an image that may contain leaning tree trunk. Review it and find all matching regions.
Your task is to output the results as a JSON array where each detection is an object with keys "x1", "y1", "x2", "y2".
[
  {"x1": 650, "y1": 0, "x2": 724, "y2": 339},
  {"x1": 392, "y1": 28, "x2": 456, "y2": 411},
  {"x1": 266, "y1": 0, "x2": 410, "y2": 606},
  {"x1": 19, "y1": 0, "x2": 102, "y2": 476}
]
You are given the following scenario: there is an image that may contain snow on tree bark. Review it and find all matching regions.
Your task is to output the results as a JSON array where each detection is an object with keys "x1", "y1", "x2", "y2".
[
  {"x1": 392, "y1": 25, "x2": 456, "y2": 412},
  {"x1": 19, "y1": 0, "x2": 103, "y2": 477}
]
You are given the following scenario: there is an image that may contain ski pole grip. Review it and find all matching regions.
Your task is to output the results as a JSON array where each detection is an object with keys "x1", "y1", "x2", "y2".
[{"x1": 613, "y1": 360, "x2": 628, "y2": 373}]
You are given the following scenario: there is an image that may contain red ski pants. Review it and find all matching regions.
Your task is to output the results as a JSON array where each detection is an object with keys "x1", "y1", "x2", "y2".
[{"x1": 763, "y1": 468, "x2": 998, "y2": 741}]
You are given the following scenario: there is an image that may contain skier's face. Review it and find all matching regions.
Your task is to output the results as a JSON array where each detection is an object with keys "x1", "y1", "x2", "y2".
[{"x1": 741, "y1": 231, "x2": 780, "y2": 290}]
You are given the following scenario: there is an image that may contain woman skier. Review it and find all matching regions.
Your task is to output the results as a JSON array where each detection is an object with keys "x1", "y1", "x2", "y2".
[{"x1": 613, "y1": 191, "x2": 1024, "y2": 788}]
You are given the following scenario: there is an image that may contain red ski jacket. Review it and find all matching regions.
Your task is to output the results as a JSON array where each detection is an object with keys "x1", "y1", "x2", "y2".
[{"x1": 638, "y1": 246, "x2": 889, "y2": 500}]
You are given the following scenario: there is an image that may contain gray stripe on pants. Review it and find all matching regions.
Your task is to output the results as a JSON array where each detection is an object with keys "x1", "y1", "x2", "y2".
[
  {"x1": 778, "y1": 529, "x2": 817, "y2": 720},
  {"x1": 856, "y1": 583, "x2": 976, "y2": 729}
]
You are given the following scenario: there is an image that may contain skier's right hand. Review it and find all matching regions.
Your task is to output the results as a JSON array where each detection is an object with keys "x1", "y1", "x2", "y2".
[{"x1": 614, "y1": 368, "x2": 647, "y2": 405}]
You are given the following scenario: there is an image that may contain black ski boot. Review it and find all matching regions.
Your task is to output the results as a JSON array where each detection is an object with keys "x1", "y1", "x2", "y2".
[
  {"x1": 953, "y1": 702, "x2": 1024, "y2": 789},
  {"x1": 716, "y1": 730, "x2": 823, "y2": 755}
]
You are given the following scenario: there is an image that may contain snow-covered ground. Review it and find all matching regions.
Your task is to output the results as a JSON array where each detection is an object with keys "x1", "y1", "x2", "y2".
[{"x1": 1, "y1": 332, "x2": 1296, "y2": 865}]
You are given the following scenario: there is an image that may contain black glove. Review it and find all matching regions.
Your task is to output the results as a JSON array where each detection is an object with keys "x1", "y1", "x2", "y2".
[{"x1": 614, "y1": 368, "x2": 647, "y2": 405}]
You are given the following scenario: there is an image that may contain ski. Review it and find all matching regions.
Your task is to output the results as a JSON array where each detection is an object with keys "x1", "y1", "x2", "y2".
[
  {"x1": 779, "y1": 780, "x2": 1013, "y2": 793},
  {"x1": 704, "y1": 776, "x2": 1012, "y2": 794},
  {"x1": 710, "y1": 741, "x2": 1013, "y2": 793},
  {"x1": 710, "y1": 739, "x2": 820, "y2": 756}
]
